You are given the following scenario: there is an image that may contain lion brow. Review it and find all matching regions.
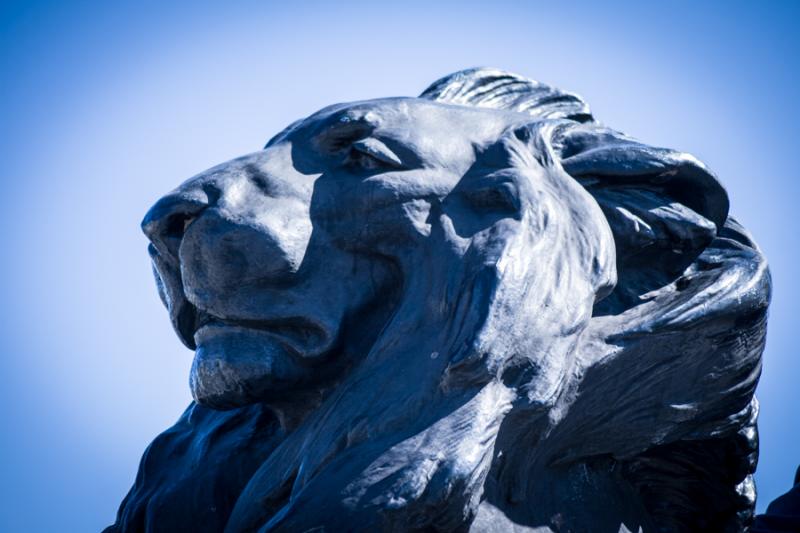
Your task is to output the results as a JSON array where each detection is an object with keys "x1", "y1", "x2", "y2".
[{"x1": 314, "y1": 112, "x2": 380, "y2": 152}]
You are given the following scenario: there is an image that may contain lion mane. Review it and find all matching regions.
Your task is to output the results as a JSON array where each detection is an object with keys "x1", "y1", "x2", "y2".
[{"x1": 108, "y1": 69, "x2": 769, "y2": 533}]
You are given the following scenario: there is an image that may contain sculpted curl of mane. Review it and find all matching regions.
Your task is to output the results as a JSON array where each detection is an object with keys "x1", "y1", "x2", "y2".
[{"x1": 108, "y1": 69, "x2": 769, "y2": 533}]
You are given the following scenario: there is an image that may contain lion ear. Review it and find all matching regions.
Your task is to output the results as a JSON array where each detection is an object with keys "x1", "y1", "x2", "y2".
[
  {"x1": 420, "y1": 68, "x2": 593, "y2": 122},
  {"x1": 554, "y1": 123, "x2": 730, "y2": 313}
]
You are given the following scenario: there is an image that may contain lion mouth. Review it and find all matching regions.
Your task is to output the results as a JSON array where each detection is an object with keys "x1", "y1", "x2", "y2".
[
  {"x1": 171, "y1": 300, "x2": 332, "y2": 359},
  {"x1": 191, "y1": 310, "x2": 331, "y2": 357},
  {"x1": 149, "y1": 244, "x2": 331, "y2": 357}
]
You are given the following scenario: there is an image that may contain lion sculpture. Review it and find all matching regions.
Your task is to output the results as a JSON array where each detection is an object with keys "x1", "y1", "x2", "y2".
[{"x1": 106, "y1": 69, "x2": 770, "y2": 532}]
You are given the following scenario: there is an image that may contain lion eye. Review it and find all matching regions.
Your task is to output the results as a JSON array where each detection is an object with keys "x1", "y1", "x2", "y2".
[
  {"x1": 348, "y1": 138, "x2": 404, "y2": 171},
  {"x1": 462, "y1": 181, "x2": 521, "y2": 213}
]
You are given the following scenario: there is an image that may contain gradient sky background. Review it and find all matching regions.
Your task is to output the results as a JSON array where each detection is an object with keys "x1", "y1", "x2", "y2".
[{"x1": 1, "y1": 1, "x2": 798, "y2": 531}]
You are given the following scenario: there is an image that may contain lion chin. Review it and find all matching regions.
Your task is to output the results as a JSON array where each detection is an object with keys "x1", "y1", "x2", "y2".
[
  {"x1": 190, "y1": 324, "x2": 310, "y2": 409},
  {"x1": 106, "y1": 68, "x2": 769, "y2": 533}
]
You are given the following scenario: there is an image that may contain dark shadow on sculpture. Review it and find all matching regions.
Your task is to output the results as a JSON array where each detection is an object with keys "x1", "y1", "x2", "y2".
[{"x1": 106, "y1": 69, "x2": 770, "y2": 532}]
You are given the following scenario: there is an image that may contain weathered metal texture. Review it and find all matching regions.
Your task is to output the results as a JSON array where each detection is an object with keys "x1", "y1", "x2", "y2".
[{"x1": 106, "y1": 69, "x2": 770, "y2": 532}]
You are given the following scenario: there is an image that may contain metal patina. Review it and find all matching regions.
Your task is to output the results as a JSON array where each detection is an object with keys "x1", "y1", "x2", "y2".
[{"x1": 107, "y1": 69, "x2": 770, "y2": 532}]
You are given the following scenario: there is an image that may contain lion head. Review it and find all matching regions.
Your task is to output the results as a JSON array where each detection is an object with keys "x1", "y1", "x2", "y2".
[{"x1": 118, "y1": 69, "x2": 769, "y2": 532}]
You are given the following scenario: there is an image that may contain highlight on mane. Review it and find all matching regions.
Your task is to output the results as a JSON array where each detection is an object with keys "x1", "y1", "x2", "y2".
[{"x1": 421, "y1": 67, "x2": 594, "y2": 122}]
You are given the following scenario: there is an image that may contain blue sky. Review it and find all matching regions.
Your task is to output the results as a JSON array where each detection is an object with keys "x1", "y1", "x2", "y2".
[{"x1": 1, "y1": 1, "x2": 798, "y2": 530}]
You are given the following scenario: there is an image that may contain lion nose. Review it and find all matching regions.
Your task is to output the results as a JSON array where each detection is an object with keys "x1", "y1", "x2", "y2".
[{"x1": 142, "y1": 193, "x2": 208, "y2": 267}]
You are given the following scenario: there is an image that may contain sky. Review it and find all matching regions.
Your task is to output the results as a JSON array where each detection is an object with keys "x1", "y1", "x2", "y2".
[{"x1": 1, "y1": 1, "x2": 798, "y2": 530}]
